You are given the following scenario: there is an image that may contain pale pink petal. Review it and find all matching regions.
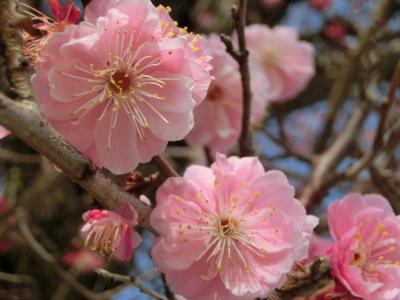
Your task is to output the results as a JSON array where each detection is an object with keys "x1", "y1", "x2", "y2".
[
  {"x1": 114, "y1": 202, "x2": 139, "y2": 225},
  {"x1": 136, "y1": 131, "x2": 167, "y2": 163},
  {"x1": 113, "y1": 226, "x2": 135, "y2": 261},
  {"x1": 243, "y1": 24, "x2": 315, "y2": 102},
  {"x1": 140, "y1": 104, "x2": 194, "y2": 141},
  {"x1": 328, "y1": 193, "x2": 394, "y2": 241},
  {"x1": 32, "y1": 68, "x2": 91, "y2": 121},
  {"x1": 94, "y1": 110, "x2": 139, "y2": 175},
  {"x1": 85, "y1": 0, "x2": 161, "y2": 43},
  {"x1": 308, "y1": 235, "x2": 332, "y2": 259}
]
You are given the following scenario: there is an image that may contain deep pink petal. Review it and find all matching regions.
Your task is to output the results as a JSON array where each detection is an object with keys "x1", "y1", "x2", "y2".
[{"x1": 48, "y1": 0, "x2": 62, "y2": 20}]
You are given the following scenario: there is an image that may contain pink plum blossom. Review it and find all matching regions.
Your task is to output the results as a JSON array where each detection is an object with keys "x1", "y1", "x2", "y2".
[
  {"x1": 309, "y1": 0, "x2": 332, "y2": 10},
  {"x1": 328, "y1": 193, "x2": 400, "y2": 300},
  {"x1": 81, "y1": 202, "x2": 141, "y2": 261},
  {"x1": 186, "y1": 35, "x2": 269, "y2": 154},
  {"x1": 151, "y1": 154, "x2": 318, "y2": 299},
  {"x1": 243, "y1": 25, "x2": 315, "y2": 102},
  {"x1": 32, "y1": 0, "x2": 212, "y2": 174},
  {"x1": 308, "y1": 235, "x2": 331, "y2": 260},
  {"x1": 324, "y1": 21, "x2": 347, "y2": 41},
  {"x1": 0, "y1": 126, "x2": 9, "y2": 140},
  {"x1": 63, "y1": 248, "x2": 104, "y2": 272}
]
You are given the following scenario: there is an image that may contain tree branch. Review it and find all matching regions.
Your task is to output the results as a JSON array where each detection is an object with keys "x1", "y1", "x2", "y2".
[
  {"x1": 271, "y1": 258, "x2": 332, "y2": 300},
  {"x1": 152, "y1": 155, "x2": 179, "y2": 178},
  {"x1": 0, "y1": 146, "x2": 41, "y2": 164},
  {"x1": 314, "y1": 0, "x2": 394, "y2": 152},
  {"x1": 0, "y1": 0, "x2": 32, "y2": 99},
  {"x1": 17, "y1": 210, "x2": 99, "y2": 300},
  {"x1": 335, "y1": 59, "x2": 400, "y2": 180},
  {"x1": 300, "y1": 103, "x2": 368, "y2": 211},
  {"x1": 0, "y1": 271, "x2": 35, "y2": 285},
  {"x1": 221, "y1": 0, "x2": 253, "y2": 156},
  {"x1": 96, "y1": 269, "x2": 168, "y2": 300},
  {"x1": 0, "y1": 94, "x2": 153, "y2": 230}
]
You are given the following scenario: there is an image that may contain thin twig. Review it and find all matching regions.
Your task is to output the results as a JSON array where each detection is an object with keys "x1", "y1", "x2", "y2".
[
  {"x1": 161, "y1": 273, "x2": 175, "y2": 300},
  {"x1": 100, "y1": 283, "x2": 131, "y2": 299},
  {"x1": 0, "y1": 147, "x2": 41, "y2": 164},
  {"x1": 314, "y1": 0, "x2": 394, "y2": 152},
  {"x1": 336, "y1": 60, "x2": 400, "y2": 180},
  {"x1": 221, "y1": 0, "x2": 253, "y2": 156},
  {"x1": 369, "y1": 165, "x2": 400, "y2": 213},
  {"x1": 96, "y1": 269, "x2": 168, "y2": 300},
  {"x1": 0, "y1": 171, "x2": 65, "y2": 224},
  {"x1": 262, "y1": 128, "x2": 313, "y2": 164},
  {"x1": 204, "y1": 146, "x2": 214, "y2": 166},
  {"x1": 153, "y1": 155, "x2": 179, "y2": 178},
  {"x1": 17, "y1": 210, "x2": 99, "y2": 300},
  {"x1": 300, "y1": 103, "x2": 368, "y2": 211},
  {"x1": 0, "y1": 271, "x2": 35, "y2": 285}
]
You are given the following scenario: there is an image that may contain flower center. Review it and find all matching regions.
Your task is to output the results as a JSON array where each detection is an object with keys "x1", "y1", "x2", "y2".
[
  {"x1": 84, "y1": 221, "x2": 125, "y2": 256},
  {"x1": 191, "y1": 213, "x2": 267, "y2": 273},
  {"x1": 350, "y1": 221, "x2": 400, "y2": 279},
  {"x1": 218, "y1": 218, "x2": 238, "y2": 237},
  {"x1": 173, "y1": 183, "x2": 277, "y2": 275},
  {"x1": 350, "y1": 251, "x2": 366, "y2": 267},
  {"x1": 207, "y1": 85, "x2": 223, "y2": 102},
  {"x1": 57, "y1": 25, "x2": 176, "y2": 150},
  {"x1": 109, "y1": 71, "x2": 132, "y2": 94},
  {"x1": 262, "y1": 48, "x2": 280, "y2": 65}
]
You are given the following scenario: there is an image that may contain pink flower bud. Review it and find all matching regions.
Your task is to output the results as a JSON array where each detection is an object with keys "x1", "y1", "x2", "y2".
[{"x1": 81, "y1": 202, "x2": 142, "y2": 261}]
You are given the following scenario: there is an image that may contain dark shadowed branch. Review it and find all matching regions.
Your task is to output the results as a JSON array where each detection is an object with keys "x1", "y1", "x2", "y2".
[
  {"x1": 0, "y1": 146, "x2": 42, "y2": 164},
  {"x1": 0, "y1": 94, "x2": 153, "y2": 230},
  {"x1": 221, "y1": 0, "x2": 253, "y2": 156},
  {"x1": 17, "y1": 210, "x2": 99, "y2": 300},
  {"x1": 335, "y1": 60, "x2": 400, "y2": 180},
  {"x1": 153, "y1": 155, "x2": 179, "y2": 178},
  {"x1": 270, "y1": 258, "x2": 332, "y2": 300}
]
